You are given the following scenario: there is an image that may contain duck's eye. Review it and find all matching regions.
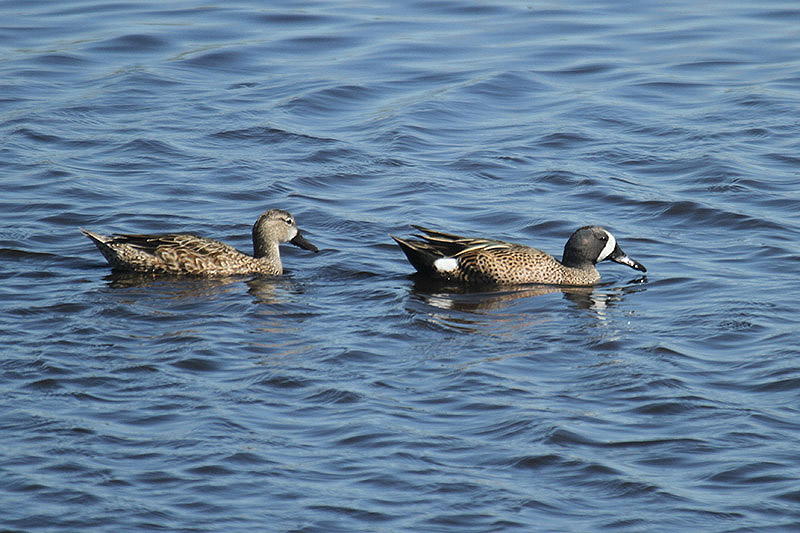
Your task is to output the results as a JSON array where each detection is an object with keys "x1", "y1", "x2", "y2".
[{"x1": 284, "y1": 218, "x2": 293, "y2": 226}]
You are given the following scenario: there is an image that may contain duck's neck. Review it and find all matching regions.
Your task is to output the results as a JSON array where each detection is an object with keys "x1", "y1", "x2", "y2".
[
  {"x1": 253, "y1": 241, "x2": 283, "y2": 274},
  {"x1": 560, "y1": 264, "x2": 601, "y2": 285},
  {"x1": 254, "y1": 239, "x2": 279, "y2": 259},
  {"x1": 561, "y1": 247, "x2": 591, "y2": 269}
]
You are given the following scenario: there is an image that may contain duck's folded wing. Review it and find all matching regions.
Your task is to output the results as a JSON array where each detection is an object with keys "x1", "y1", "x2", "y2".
[{"x1": 111, "y1": 234, "x2": 239, "y2": 260}]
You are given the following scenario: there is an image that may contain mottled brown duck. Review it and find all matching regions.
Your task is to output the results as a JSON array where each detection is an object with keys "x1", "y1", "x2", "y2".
[
  {"x1": 392, "y1": 225, "x2": 646, "y2": 286},
  {"x1": 82, "y1": 209, "x2": 318, "y2": 276}
]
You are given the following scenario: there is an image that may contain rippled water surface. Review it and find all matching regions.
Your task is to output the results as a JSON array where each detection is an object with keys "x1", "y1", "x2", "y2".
[{"x1": 3, "y1": 0, "x2": 800, "y2": 531}]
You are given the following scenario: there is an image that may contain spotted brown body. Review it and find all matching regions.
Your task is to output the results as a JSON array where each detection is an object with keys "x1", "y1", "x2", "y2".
[
  {"x1": 392, "y1": 225, "x2": 646, "y2": 286},
  {"x1": 82, "y1": 209, "x2": 318, "y2": 276}
]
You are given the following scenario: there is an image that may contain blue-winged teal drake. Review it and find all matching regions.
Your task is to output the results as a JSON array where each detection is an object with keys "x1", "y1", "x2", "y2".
[
  {"x1": 82, "y1": 209, "x2": 318, "y2": 276},
  {"x1": 392, "y1": 225, "x2": 646, "y2": 286}
]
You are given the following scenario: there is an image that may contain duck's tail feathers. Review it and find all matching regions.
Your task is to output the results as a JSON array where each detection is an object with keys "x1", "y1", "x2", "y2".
[
  {"x1": 391, "y1": 235, "x2": 444, "y2": 276},
  {"x1": 80, "y1": 228, "x2": 110, "y2": 245}
]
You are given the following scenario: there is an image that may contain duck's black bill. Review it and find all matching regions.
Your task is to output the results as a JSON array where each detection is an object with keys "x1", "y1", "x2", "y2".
[
  {"x1": 610, "y1": 247, "x2": 646, "y2": 272},
  {"x1": 290, "y1": 231, "x2": 319, "y2": 252}
]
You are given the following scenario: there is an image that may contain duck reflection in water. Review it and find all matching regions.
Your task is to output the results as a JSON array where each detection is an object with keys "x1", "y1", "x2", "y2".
[
  {"x1": 99, "y1": 270, "x2": 298, "y2": 306},
  {"x1": 406, "y1": 274, "x2": 647, "y2": 313}
]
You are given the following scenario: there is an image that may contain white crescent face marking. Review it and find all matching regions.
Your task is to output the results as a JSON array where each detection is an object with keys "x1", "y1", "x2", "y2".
[
  {"x1": 597, "y1": 230, "x2": 616, "y2": 262},
  {"x1": 434, "y1": 257, "x2": 458, "y2": 273}
]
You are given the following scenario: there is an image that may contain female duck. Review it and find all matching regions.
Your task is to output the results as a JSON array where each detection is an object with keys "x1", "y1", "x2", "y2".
[{"x1": 82, "y1": 209, "x2": 317, "y2": 276}]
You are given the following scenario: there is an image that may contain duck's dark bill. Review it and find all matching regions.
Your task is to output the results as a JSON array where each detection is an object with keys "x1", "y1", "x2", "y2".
[
  {"x1": 290, "y1": 231, "x2": 319, "y2": 252},
  {"x1": 612, "y1": 253, "x2": 646, "y2": 272},
  {"x1": 607, "y1": 244, "x2": 646, "y2": 272}
]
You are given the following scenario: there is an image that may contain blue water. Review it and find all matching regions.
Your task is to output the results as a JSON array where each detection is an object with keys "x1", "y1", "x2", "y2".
[{"x1": 2, "y1": 0, "x2": 800, "y2": 531}]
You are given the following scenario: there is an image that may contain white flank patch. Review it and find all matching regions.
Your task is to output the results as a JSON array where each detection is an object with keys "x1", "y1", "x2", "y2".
[
  {"x1": 598, "y1": 230, "x2": 617, "y2": 262},
  {"x1": 434, "y1": 257, "x2": 458, "y2": 273}
]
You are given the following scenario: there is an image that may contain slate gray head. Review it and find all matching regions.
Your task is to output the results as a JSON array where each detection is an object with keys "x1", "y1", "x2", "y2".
[
  {"x1": 562, "y1": 225, "x2": 646, "y2": 272},
  {"x1": 252, "y1": 209, "x2": 318, "y2": 257}
]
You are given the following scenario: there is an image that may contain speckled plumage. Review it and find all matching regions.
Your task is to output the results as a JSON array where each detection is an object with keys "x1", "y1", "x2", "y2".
[
  {"x1": 82, "y1": 209, "x2": 318, "y2": 276},
  {"x1": 392, "y1": 225, "x2": 646, "y2": 286}
]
